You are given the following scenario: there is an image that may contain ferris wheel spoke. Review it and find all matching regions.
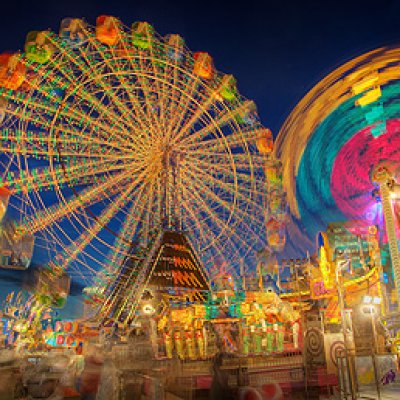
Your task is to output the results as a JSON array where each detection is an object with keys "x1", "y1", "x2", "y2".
[
  {"x1": 180, "y1": 190, "x2": 226, "y2": 253},
  {"x1": 46, "y1": 221, "x2": 105, "y2": 274},
  {"x1": 147, "y1": 39, "x2": 185, "y2": 133},
  {"x1": 92, "y1": 42, "x2": 157, "y2": 136},
  {"x1": 161, "y1": 51, "x2": 185, "y2": 138},
  {"x1": 50, "y1": 122, "x2": 133, "y2": 154},
  {"x1": 56, "y1": 177, "x2": 150, "y2": 274},
  {"x1": 40, "y1": 59, "x2": 134, "y2": 143},
  {"x1": 190, "y1": 156, "x2": 264, "y2": 172},
  {"x1": 99, "y1": 181, "x2": 157, "y2": 315},
  {"x1": 96, "y1": 37, "x2": 164, "y2": 139},
  {"x1": 78, "y1": 77, "x2": 142, "y2": 146},
  {"x1": 54, "y1": 100, "x2": 141, "y2": 157},
  {"x1": 165, "y1": 71, "x2": 202, "y2": 143},
  {"x1": 40, "y1": 224, "x2": 101, "y2": 280},
  {"x1": 184, "y1": 168, "x2": 263, "y2": 237},
  {"x1": 0, "y1": 140, "x2": 128, "y2": 162},
  {"x1": 184, "y1": 169, "x2": 236, "y2": 220},
  {"x1": 0, "y1": 124, "x2": 128, "y2": 156},
  {"x1": 104, "y1": 216, "x2": 137, "y2": 275},
  {"x1": 184, "y1": 155, "x2": 264, "y2": 196},
  {"x1": 183, "y1": 162, "x2": 265, "y2": 213},
  {"x1": 187, "y1": 215, "x2": 237, "y2": 277},
  {"x1": 178, "y1": 100, "x2": 256, "y2": 147},
  {"x1": 56, "y1": 177, "x2": 138, "y2": 269},
  {"x1": 1, "y1": 67, "x2": 75, "y2": 123},
  {"x1": 215, "y1": 151, "x2": 267, "y2": 168},
  {"x1": 15, "y1": 168, "x2": 134, "y2": 237},
  {"x1": 169, "y1": 79, "x2": 239, "y2": 145},
  {"x1": 6, "y1": 90, "x2": 130, "y2": 152},
  {"x1": 164, "y1": 88, "x2": 207, "y2": 143},
  {"x1": 50, "y1": 210, "x2": 114, "y2": 258},
  {"x1": 17, "y1": 57, "x2": 71, "y2": 102},
  {"x1": 183, "y1": 127, "x2": 265, "y2": 154},
  {"x1": 182, "y1": 180, "x2": 237, "y2": 246},
  {"x1": 128, "y1": 40, "x2": 167, "y2": 130},
  {"x1": 181, "y1": 185, "x2": 244, "y2": 261},
  {"x1": 86, "y1": 72, "x2": 157, "y2": 149},
  {"x1": 188, "y1": 175, "x2": 257, "y2": 253},
  {"x1": 153, "y1": 55, "x2": 171, "y2": 132},
  {"x1": 139, "y1": 176, "x2": 158, "y2": 245},
  {"x1": 134, "y1": 60, "x2": 165, "y2": 138},
  {"x1": 1, "y1": 90, "x2": 59, "y2": 121},
  {"x1": 48, "y1": 33, "x2": 124, "y2": 104},
  {"x1": 80, "y1": 29, "x2": 140, "y2": 125},
  {"x1": 104, "y1": 179, "x2": 154, "y2": 272},
  {"x1": 112, "y1": 70, "x2": 160, "y2": 143},
  {"x1": 5, "y1": 108, "x2": 51, "y2": 134},
  {"x1": 61, "y1": 100, "x2": 127, "y2": 151},
  {"x1": 74, "y1": 45, "x2": 138, "y2": 130},
  {"x1": 24, "y1": 49, "x2": 77, "y2": 87},
  {"x1": 59, "y1": 91, "x2": 132, "y2": 148},
  {"x1": 180, "y1": 195, "x2": 224, "y2": 256},
  {"x1": 5, "y1": 160, "x2": 124, "y2": 193}
]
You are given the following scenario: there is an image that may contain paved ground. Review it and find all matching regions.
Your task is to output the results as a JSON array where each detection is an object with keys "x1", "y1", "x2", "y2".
[{"x1": 358, "y1": 384, "x2": 400, "y2": 400}]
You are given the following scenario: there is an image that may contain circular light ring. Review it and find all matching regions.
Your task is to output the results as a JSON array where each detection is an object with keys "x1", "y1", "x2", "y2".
[
  {"x1": 280, "y1": 68, "x2": 400, "y2": 239},
  {"x1": 276, "y1": 47, "x2": 400, "y2": 236}
]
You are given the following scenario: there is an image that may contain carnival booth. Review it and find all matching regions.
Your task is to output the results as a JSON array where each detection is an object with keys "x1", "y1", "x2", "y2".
[{"x1": 156, "y1": 289, "x2": 301, "y2": 360}]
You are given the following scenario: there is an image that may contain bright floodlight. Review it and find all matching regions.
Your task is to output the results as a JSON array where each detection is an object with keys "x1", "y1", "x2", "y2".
[{"x1": 363, "y1": 295, "x2": 372, "y2": 304}]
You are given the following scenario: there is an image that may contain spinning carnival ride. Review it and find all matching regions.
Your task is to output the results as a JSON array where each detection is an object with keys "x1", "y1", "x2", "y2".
[
  {"x1": 275, "y1": 46, "x2": 400, "y2": 305},
  {"x1": 0, "y1": 17, "x2": 278, "y2": 294}
]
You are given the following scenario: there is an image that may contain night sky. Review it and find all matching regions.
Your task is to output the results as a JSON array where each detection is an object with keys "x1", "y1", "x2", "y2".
[
  {"x1": 1, "y1": 0, "x2": 400, "y2": 314},
  {"x1": 2, "y1": 0, "x2": 400, "y2": 134}
]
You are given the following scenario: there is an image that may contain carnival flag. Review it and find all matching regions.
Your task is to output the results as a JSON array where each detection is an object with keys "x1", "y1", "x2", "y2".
[
  {"x1": 5, "y1": 291, "x2": 14, "y2": 303},
  {"x1": 15, "y1": 291, "x2": 22, "y2": 305}
]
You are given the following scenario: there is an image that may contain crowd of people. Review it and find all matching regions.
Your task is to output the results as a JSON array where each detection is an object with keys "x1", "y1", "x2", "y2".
[{"x1": 0, "y1": 343, "x2": 105, "y2": 400}]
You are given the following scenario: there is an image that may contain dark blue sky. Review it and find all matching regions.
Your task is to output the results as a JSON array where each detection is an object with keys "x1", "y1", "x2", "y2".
[
  {"x1": 2, "y1": 0, "x2": 400, "y2": 135},
  {"x1": 1, "y1": 0, "x2": 400, "y2": 310}
]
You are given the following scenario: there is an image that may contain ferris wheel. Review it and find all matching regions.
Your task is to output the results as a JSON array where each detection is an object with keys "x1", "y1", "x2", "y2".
[{"x1": 0, "y1": 16, "x2": 273, "y2": 285}]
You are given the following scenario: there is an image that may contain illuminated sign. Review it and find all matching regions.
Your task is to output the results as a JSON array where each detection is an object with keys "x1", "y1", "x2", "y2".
[{"x1": 148, "y1": 231, "x2": 210, "y2": 290}]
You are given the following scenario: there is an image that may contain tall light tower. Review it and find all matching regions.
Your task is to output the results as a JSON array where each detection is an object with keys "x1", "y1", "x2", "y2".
[{"x1": 373, "y1": 166, "x2": 400, "y2": 309}]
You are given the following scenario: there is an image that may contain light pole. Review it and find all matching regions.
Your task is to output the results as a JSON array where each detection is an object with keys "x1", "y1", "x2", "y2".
[
  {"x1": 336, "y1": 260, "x2": 351, "y2": 345},
  {"x1": 362, "y1": 295, "x2": 382, "y2": 400},
  {"x1": 335, "y1": 259, "x2": 357, "y2": 400},
  {"x1": 372, "y1": 166, "x2": 400, "y2": 311},
  {"x1": 362, "y1": 296, "x2": 382, "y2": 351}
]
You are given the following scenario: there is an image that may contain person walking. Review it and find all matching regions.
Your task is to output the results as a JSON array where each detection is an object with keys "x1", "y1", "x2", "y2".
[
  {"x1": 79, "y1": 345, "x2": 104, "y2": 400},
  {"x1": 209, "y1": 352, "x2": 234, "y2": 400}
]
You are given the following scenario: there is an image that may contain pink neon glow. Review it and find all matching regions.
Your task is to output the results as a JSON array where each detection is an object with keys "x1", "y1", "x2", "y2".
[{"x1": 331, "y1": 119, "x2": 400, "y2": 237}]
